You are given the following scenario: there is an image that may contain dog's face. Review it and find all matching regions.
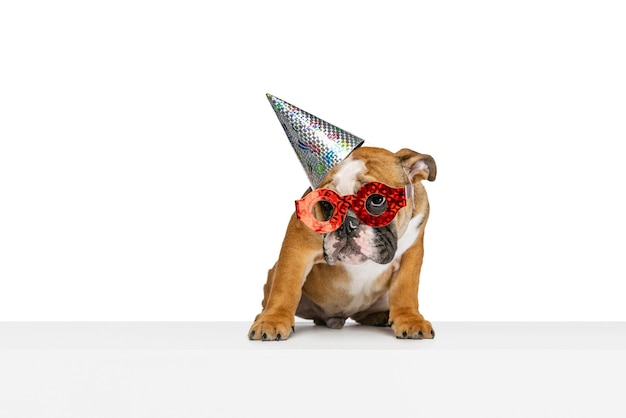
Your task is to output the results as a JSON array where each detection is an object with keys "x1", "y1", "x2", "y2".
[{"x1": 306, "y1": 146, "x2": 436, "y2": 266}]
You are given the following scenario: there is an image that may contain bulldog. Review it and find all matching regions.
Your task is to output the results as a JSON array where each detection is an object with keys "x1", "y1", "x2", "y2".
[{"x1": 248, "y1": 146, "x2": 436, "y2": 340}]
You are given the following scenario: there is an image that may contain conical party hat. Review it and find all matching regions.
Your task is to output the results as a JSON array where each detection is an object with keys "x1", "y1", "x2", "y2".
[{"x1": 266, "y1": 94, "x2": 364, "y2": 188}]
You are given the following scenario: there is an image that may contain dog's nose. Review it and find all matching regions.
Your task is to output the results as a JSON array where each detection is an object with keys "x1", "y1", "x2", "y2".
[{"x1": 340, "y1": 213, "x2": 361, "y2": 237}]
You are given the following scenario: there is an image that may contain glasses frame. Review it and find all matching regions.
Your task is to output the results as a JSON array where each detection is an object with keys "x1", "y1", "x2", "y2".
[{"x1": 295, "y1": 181, "x2": 413, "y2": 233}]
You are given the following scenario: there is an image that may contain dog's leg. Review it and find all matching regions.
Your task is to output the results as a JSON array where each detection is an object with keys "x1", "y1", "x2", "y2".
[
  {"x1": 352, "y1": 311, "x2": 390, "y2": 327},
  {"x1": 313, "y1": 317, "x2": 346, "y2": 329},
  {"x1": 248, "y1": 262, "x2": 303, "y2": 340},
  {"x1": 388, "y1": 232, "x2": 435, "y2": 339},
  {"x1": 249, "y1": 219, "x2": 321, "y2": 341}
]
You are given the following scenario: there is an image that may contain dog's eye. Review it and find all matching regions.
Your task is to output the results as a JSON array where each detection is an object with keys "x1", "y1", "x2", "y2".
[
  {"x1": 365, "y1": 194, "x2": 388, "y2": 216},
  {"x1": 312, "y1": 200, "x2": 335, "y2": 221}
]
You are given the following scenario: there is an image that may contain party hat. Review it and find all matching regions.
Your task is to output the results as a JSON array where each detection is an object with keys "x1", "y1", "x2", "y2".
[{"x1": 266, "y1": 94, "x2": 364, "y2": 188}]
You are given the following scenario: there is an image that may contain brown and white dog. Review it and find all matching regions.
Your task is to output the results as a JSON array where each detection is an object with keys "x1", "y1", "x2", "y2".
[{"x1": 249, "y1": 146, "x2": 436, "y2": 340}]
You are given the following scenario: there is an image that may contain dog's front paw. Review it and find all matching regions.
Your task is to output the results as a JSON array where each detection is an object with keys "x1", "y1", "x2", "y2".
[
  {"x1": 248, "y1": 313, "x2": 295, "y2": 341},
  {"x1": 390, "y1": 313, "x2": 435, "y2": 340}
]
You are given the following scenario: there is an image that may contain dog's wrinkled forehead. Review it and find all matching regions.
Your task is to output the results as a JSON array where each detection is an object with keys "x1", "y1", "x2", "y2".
[{"x1": 329, "y1": 156, "x2": 366, "y2": 196}]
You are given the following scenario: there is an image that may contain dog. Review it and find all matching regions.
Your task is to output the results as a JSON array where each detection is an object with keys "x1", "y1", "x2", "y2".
[{"x1": 248, "y1": 146, "x2": 436, "y2": 340}]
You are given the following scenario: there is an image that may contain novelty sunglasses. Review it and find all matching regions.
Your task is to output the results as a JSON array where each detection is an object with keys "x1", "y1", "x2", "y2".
[{"x1": 295, "y1": 181, "x2": 413, "y2": 233}]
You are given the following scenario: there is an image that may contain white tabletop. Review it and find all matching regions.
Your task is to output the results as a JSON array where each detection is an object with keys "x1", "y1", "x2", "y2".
[
  {"x1": 1, "y1": 321, "x2": 625, "y2": 418},
  {"x1": 1, "y1": 321, "x2": 625, "y2": 350}
]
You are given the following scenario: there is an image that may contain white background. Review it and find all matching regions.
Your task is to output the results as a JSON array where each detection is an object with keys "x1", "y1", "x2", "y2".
[{"x1": 1, "y1": 0, "x2": 625, "y2": 321}]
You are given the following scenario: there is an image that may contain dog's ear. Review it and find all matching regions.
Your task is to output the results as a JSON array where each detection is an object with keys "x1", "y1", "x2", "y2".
[{"x1": 395, "y1": 148, "x2": 437, "y2": 182}]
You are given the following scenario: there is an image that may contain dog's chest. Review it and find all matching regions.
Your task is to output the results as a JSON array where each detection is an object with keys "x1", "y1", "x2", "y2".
[
  {"x1": 339, "y1": 214, "x2": 424, "y2": 312},
  {"x1": 343, "y1": 262, "x2": 391, "y2": 297},
  {"x1": 337, "y1": 261, "x2": 392, "y2": 313}
]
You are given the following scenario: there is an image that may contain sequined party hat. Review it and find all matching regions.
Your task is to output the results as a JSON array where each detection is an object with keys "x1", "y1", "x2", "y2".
[{"x1": 266, "y1": 93, "x2": 365, "y2": 188}]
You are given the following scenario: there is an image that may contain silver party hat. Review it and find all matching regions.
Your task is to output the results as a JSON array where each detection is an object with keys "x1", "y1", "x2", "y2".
[{"x1": 266, "y1": 94, "x2": 364, "y2": 188}]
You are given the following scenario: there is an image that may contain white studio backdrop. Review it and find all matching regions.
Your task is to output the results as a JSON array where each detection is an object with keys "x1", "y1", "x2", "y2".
[{"x1": 1, "y1": 0, "x2": 625, "y2": 322}]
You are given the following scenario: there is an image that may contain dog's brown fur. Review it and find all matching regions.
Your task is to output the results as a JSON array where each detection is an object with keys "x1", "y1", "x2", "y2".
[{"x1": 249, "y1": 146, "x2": 436, "y2": 340}]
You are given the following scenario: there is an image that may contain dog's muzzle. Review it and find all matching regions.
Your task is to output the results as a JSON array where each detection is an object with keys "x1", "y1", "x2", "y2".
[{"x1": 323, "y1": 211, "x2": 398, "y2": 266}]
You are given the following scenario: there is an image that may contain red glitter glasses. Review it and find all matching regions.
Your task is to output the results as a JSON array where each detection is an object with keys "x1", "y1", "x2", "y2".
[{"x1": 295, "y1": 182, "x2": 413, "y2": 233}]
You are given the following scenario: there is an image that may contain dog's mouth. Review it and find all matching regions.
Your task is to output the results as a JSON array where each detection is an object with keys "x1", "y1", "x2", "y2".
[
  {"x1": 324, "y1": 241, "x2": 368, "y2": 265},
  {"x1": 323, "y1": 223, "x2": 397, "y2": 266}
]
